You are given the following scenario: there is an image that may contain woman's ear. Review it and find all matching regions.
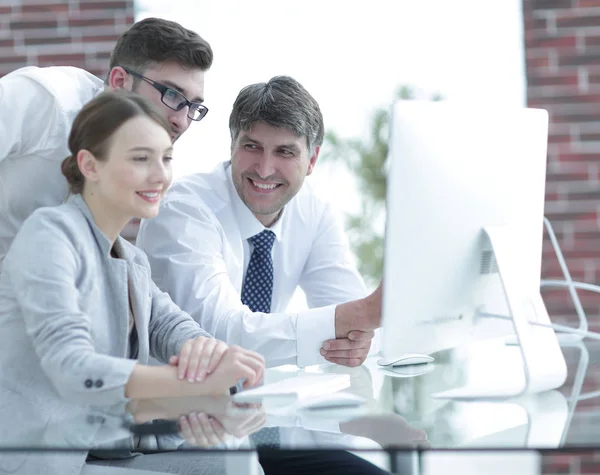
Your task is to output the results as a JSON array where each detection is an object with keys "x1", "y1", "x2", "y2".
[{"x1": 77, "y1": 149, "x2": 101, "y2": 183}]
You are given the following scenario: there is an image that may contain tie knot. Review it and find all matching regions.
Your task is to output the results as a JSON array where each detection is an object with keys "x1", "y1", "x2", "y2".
[{"x1": 249, "y1": 230, "x2": 276, "y2": 253}]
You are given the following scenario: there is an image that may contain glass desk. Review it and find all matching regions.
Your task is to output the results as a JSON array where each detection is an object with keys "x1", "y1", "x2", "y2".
[{"x1": 1, "y1": 338, "x2": 599, "y2": 475}]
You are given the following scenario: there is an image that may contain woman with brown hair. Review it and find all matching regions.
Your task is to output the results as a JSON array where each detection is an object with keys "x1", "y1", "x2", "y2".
[{"x1": 0, "y1": 90, "x2": 264, "y2": 475}]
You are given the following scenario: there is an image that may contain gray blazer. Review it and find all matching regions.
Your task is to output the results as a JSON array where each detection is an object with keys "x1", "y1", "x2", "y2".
[{"x1": 0, "y1": 194, "x2": 212, "y2": 474}]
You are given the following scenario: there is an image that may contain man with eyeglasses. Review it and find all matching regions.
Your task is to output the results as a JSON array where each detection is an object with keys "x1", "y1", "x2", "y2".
[
  {"x1": 0, "y1": 17, "x2": 211, "y2": 270},
  {"x1": 119, "y1": 66, "x2": 209, "y2": 141}
]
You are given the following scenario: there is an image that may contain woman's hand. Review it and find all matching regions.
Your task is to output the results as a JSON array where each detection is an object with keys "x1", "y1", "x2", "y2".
[
  {"x1": 171, "y1": 336, "x2": 228, "y2": 383},
  {"x1": 203, "y1": 345, "x2": 265, "y2": 393},
  {"x1": 179, "y1": 412, "x2": 230, "y2": 448}
]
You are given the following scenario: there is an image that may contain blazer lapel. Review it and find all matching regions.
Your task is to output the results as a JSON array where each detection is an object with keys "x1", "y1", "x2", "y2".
[
  {"x1": 126, "y1": 260, "x2": 150, "y2": 363},
  {"x1": 70, "y1": 194, "x2": 131, "y2": 357},
  {"x1": 105, "y1": 256, "x2": 130, "y2": 357}
]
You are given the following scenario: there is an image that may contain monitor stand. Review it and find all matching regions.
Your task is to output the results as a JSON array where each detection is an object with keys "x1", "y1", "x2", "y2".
[{"x1": 434, "y1": 225, "x2": 568, "y2": 400}]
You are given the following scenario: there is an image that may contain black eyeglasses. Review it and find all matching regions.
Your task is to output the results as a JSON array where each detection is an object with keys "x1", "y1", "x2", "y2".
[{"x1": 121, "y1": 67, "x2": 209, "y2": 122}]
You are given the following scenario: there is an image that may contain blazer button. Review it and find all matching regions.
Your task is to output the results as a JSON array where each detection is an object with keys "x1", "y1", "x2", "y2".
[
  {"x1": 95, "y1": 379, "x2": 104, "y2": 388},
  {"x1": 84, "y1": 379, "x2": 93, "y2": 388}
]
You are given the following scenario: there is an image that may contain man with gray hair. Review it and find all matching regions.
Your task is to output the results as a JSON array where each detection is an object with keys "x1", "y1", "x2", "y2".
[
  {"x1": 137, "y1": 74, "x2": 386, "y2": 475},
  {"x1": 138, "y1": 75, "x2": 382, "y2": 372}
]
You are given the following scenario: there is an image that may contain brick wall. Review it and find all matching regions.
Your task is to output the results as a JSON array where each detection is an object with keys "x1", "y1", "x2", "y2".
[
  {"x1": 524, "y1": 2, "x2": 600, "y2": 474},
  {"x1": 0, "y1": 0, "x2": 134, "y2": 79},
  {"x1": 523, "y1": 0, "x2": 600, "y2": 331},
  {"x1": 542, "y1": 452, "x2": 600, "y2": 474},
  {"x1": 0, "y1": 0, "x2": 138, "y2": 239}
]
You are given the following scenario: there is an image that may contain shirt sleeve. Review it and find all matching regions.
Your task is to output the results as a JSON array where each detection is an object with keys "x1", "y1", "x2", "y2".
[
  {"x1": 137, "y1": 198, "x2": 335, "y2": 368},
  {"x1": 299, "y1": 202, "x2": 368, "y2": 306},
  {"x1": 0, "y1": 73, "x2": 67, "y2": 163},
  {"x1": 299, "y1": 203, "x2": 382, "y2": 354},
  {"x1": 5, "y1": 209, "x2": 137, "y2": 406}
]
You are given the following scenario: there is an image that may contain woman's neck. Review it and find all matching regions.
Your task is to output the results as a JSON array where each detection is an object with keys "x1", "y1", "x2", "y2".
[{"x1": 81, "y1": 189, "x2": 130, "y2": 245}]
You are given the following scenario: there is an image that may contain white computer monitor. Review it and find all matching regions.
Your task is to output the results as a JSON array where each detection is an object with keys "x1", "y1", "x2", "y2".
[{"x1": 381, "y1": 100, "x2": 567, "y2": 398}]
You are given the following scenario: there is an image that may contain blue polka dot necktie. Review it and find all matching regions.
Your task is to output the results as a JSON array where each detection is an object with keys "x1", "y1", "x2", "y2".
[
  {"x1": 241, "y1": 229, "x2": 280, "y2": 448},
  {"x1": 241, "y1": 230, "x2": 276, "y2": 314}
]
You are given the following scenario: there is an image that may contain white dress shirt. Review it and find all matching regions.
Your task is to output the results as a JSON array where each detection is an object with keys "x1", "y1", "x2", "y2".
[
  {"x1": 137, "y1": 161, "x2": 368, "y2": 367},
  {"x1": 0, "y1": 66, "x2": 104, "y2": 269}
]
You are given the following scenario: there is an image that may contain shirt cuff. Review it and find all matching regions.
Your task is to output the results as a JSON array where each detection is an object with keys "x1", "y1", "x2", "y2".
[
  {"x1": 296, "y1": 305, "x2": 336, "y2": 368},
  {"x1": 369, "y1": 328, "x2": 382, "y2": 356},
  {"x1": 298, "y1": 416, "x2": 342, "y2": 434}
]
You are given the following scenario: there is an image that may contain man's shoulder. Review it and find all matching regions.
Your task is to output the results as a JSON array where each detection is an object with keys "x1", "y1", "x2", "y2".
[
  {"x1": 164, "y1": 164, "x2": 230, "y2": 212},
  {"x1": 287, "y1": 179, "x2": 332, "y2": 218},
  {"x1": 4, "y1": 66, "x2": 104, "y2": 113}
]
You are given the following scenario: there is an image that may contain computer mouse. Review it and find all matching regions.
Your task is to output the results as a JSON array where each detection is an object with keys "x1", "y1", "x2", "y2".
[
  {"x1": 378, "y1": 363, "x2": 436, "y2": 378},
  {"x1": 377, "y1": 353, "x2": 434, "y2": 367},
  {"x1": 297, "y1": 392, "x2": 366, "y2": 411}
]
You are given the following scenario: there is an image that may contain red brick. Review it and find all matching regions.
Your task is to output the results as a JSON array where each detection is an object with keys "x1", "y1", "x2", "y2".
[
  {"x1": 557, "y1": 14, "x2": 600, "y2": 28},
  {"x1": 533, "y1": 17, "x2": 549, "y2": 29},
  {"x1": 67, "y1": 17, "x2": 116, "y2": 28},
  {"x1": 571, "y1": 229, "x2": 600, "y2": 241},
  {"x1": 532, "y1": 0, "x2": 575, "y2": 8},
  {"x1": 94, "y1": 51, "x2": 112, "y2": 61},
  {"x1": 23, "y1": 35, "x2": 73, "y2": 46},
  {"x1": 567, "y1": 188, "x2": 600, "y2": 201},
  {"x1": 542, "y1": 263, "x2": 597, "y2": 283},
  {"x1": 580, "y1": 462, "x2": 600, "y2": 473},
  {"x1": 552, "y1": 112, "x2": 600, "y2": 123},
  {"x1": 81, "y1": 34, "x2": 122, "y2": 43},
  {"x1": 37, "y1": 53, "x2": 87, "y2": 68},
  {"x1": 546, "y1": 133, "x2": 574, "y2": 144},
  {"x1": 0, "y1": 6, "x2": 12, "y2": 14},
  {"x1": 78, "y1": 1, "x2": 129, "y2": 10},
  {"x1": 526, "y1": 55, "x2": 552, "y2": 70},
  {"x1": 0, "y1": 38, "x2": 15, "y2": 48},
  {"x1": 561, "y1": 237, "x2": 600, "y2": 256},
  {"x1": 584, "y1": 34, "x2": 600, "y2": 47},
  {"x1": 560, "y1": 53, "x2": 600, "y2": 67},
  {"x1": 38, "y1": 52, "x2": 86, "y2": 61},
  {"x1": 554, "y1": 152, "x2": 600, "y2": 161},
  {"x1": 533, "y1": 93, "x2": 600, "y2": 105},
  {"x1": 542, "y1": 454, "x2": 577, "y2": 467},
  {"x1": 547, "y1": 163, "x2": 591, "y2": 180},
  {"x1": 578, "y1": 0, "x2": 600, "y2": 6},
  {"x1": 10, "y1": 18, "x2": 58, "y2": 30},
  {"x1": 20, "y1": 3, "x2": 69, "y2": 13},
  {"x1": 0, "y1": 55, "x2": 28, "y2": 64},
  {"x1": 529, "y1": 34, "x2": 578, "y2": 49},
  {"x1": 541, "y1": 251, "x2": 593, "y2": 274}
]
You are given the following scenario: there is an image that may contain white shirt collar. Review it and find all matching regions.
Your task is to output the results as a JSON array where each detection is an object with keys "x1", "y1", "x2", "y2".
[{"x1": 224, "y1": 162, "x2": 285, "y2": 243}]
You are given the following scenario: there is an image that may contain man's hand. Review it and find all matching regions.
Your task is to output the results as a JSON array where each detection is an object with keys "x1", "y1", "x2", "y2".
[
  {"x1": 171, "y1": 336, "x2": 229, "y2": 382},
  {"x1": 320, "y1": 330, "x2": 375, "y2": 367},
  {"x1": 334, "y1": 281, "x2": 383, "y2": 340}
]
